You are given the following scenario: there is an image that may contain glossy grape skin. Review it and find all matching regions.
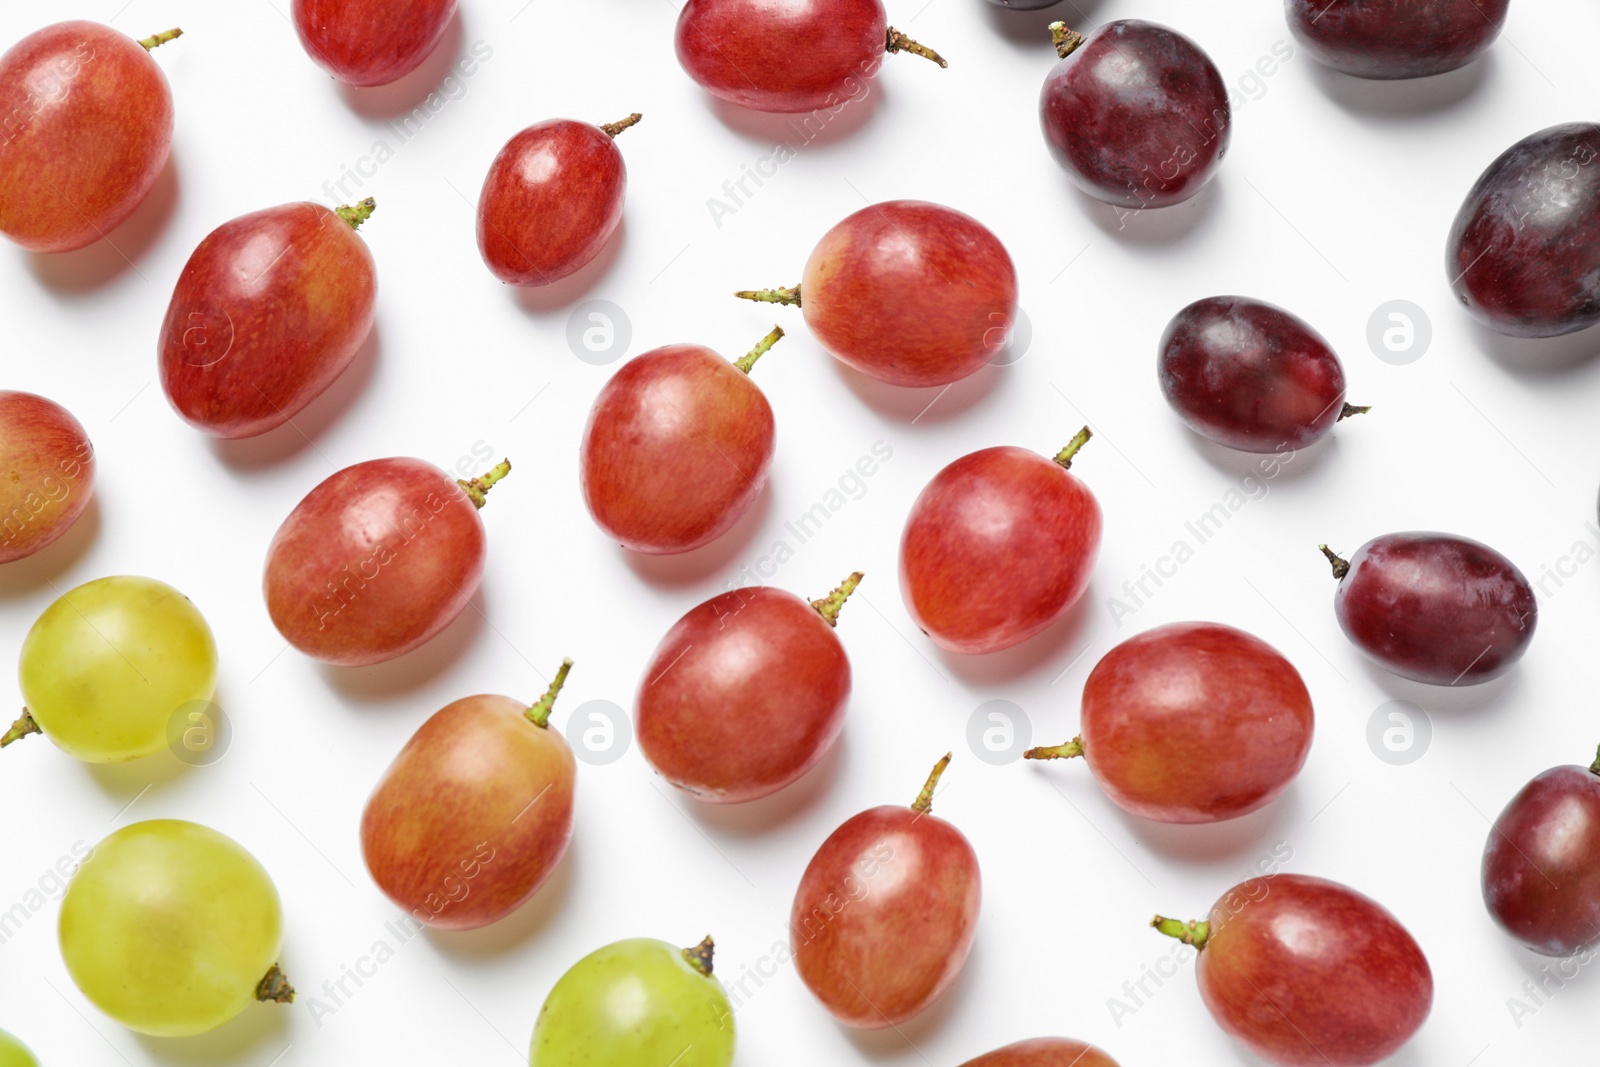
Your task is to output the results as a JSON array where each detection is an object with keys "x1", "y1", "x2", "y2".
[
  {"x1": 0, "y1": 22, "x2": 174, "y2": 253},
  {"x1": 580, "y1": 344, "x2": 773, "y2": 554},
  {"x1": 159, "y1": 202, "x2": 377, "y2": 439},
  {"x1": 1447, "y1": 123, "x2": 1600, "y2": 338},
  {"x1": 1482, "y1": 760, "x2": 1600, "y2": 956},
  {"x1": 264, "y1": 457, "x2": 501, "y2": 666},
  {"x1": 637, "y1": 586, "x2": 850, "y2": 802},
  {"x1": 1159, "y1": 297, "x2": 1352, "y2": 453},
  {"x1": 529, "y1": 938, "x2": 734, "y2": 1067},
  {"x1": 478, "y1": 119, "x2": 629, "y2": 287},
  {"x1": 959, "y1": 1038, "x2": 1121, "y2": 1067},
  {"x1": 60, "y1": 820, "x2": 286, "y2": 1037},
  {"x1": 1287, "y1": 0, "x2": 1508, "y2": 80},
  {"x1": 1041, "y1": 20, "x2": 1229, "y2": 209},
  {"x1": 1187, "y1": 875, "x2": 1432, "y2": 1067},
  {"x1": 676, "y1": 0, "x2": 884, "y2": 113},
  {"x1": 292, "y1": 0, "x2": 456, "y2": 87},
  {"x1": 19, "y1": 576, "x2": 216, "y2": 763},
  {"x1": 0, "y1": 1031, "x2": 39, "y2": 1067},
  {"x1": 900, "y1": 444, "x2": 1101, "y2": 654},
  {"x1": 0, "y1": 391, "x2": 95, "y2": 564},
  {"x1": 1328, "y1": 532, "x2": 1535, "y2": 685}
]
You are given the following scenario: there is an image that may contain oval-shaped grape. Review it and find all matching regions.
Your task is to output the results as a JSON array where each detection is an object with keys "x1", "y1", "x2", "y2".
[
  {"x1": 0, "y1": 1031, "x2": 38, "y2": 1067},
  {"x1": 292, "y1": 0, "x2": 455, "y2": 87},
  {"x1": 1287, "y1": 0, "x2": 1509, "y2": 80},
  {"x1": 1448, "y1": 123, "x2": 1600, "y2": 338},
  {"x1": 0, "y1": 391, "x2": 95, "y2": 563},
  {"x1": 60, "y1": 820, "x2": 292, "y2": 1037},
  {"x1": 960, "y1": 1038, "x2": 1121, "y2": 1067},
  {"x1": 1322, "y1": 532, "x2": 1535, "y2": 685},
  {"x1": 637, "y1": 576, "x2": 856, "y2": 803},
  {"x1": 264, "y1": 457, "x2": 509, "y2": 666},
  {"x1": 0, "y1": 22, "x2": 176, "y2": 253},
  {"x1": 159, "y1": 200, "x2": 377, "y2": 439}
]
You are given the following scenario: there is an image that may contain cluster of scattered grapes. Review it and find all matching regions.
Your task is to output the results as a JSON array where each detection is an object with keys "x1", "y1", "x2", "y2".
[{"x1": 2, "y1": 1, "x2": 1597, "y2": 1065}]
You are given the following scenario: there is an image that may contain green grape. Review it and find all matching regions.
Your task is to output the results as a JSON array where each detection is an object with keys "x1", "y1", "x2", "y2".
[
  {"x1": 59, "y1": 820, "x2": 293, "y2": 1037},
  {"x1": 0, "y1": 1030, "x2": 39, "y2": 1067},
  {"x1": 13, "y1": 575, "x2": 217, "y2": 762},
  {"x1": 530, "y1": 937, "x2": 735, "y2": 1067}
]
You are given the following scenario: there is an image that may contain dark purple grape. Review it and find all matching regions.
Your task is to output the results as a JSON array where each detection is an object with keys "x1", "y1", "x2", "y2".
[
  {"x1": 1158, "y1": 297, "x2": 1364, "y2": 453},
  {"x1": 1448, "y1": 123, "x2": 1600, "y2": 338},
  {"x1": 1286, "y1": 0, "x2": 1509, "y2": 80},
  {"x1": 1039, "y1": 20, "x2": 1229, "y2": 210},
  {"x1": 1321, "y1": 533, "x2": 1535, "y2": 686}
]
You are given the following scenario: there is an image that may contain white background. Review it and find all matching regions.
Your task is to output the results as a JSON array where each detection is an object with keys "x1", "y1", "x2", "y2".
[{"x1": 1, "y1": 0, "x2": 1597, "y2": 1064}]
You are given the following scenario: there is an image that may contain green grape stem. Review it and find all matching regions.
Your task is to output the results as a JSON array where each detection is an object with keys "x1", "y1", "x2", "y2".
[
  {"x1": 811, "y1": 572, "x2": 864, "y2": 627},
  {"x1": 600, "y1": 112, "x2": 643, "y2": 138},
  {"x1": 256, "y1": 963, "x2": 296, "y2": 1003},
  {"x1": 459, "y1": 459, "x2": 512, "y2": 509},
  {"x1": 336, "y1": 198, "x2": 377, "y2": 230},
  {"x1": 1024, "y1": 736, "x2": 1084, "y2": 761},
  {"x1": 1050, "y1": 22, "x2": 1086, "y2": 58},
  {"x1": 734, "y1": 326, "x2": 785, "y2": 374},
  {"x1": 1339, "y1": 403, "x2": 1371, "y2": 421},
  {"x1": 1319, "y1": 544, "x2": 1351, "y2": 581},
  {"x1": 526, "y1": 659, "x2": 575, "y2": 728},
  {"x1": 734, "y1": 285, "x2": 801, "y2": 307},
  {"x1": 1151, "y1": 915, "x2": 1210, "y2": 951},
  {"x1": 1054, "y1": 427, "x2": 1093, "y2": 469},
  {"x1": 1, "y1": 710, "x2": 40, "y2": 748},
  {"x1": 885, "y1": 27, "x2": 947, "y2": 67},
  {"x1": 1590, "y1": 744, "x2": 1600, "y2": 776},
  {"x1": 912, "y1": 753, "x2": 952, "y2": 814},
  {"x1": 138, "y1": 28, "x2": 183, "y2": 51},
  {"x1": 683, "y1": 936, "x2": 716, "y2": 977}
]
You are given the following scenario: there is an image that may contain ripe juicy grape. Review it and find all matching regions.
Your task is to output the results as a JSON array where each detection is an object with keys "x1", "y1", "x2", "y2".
[
  {"x1": 1159, "y1": 297, "x2": 1366, "y2": 453},
  {"x1": 638, "y1": 574, "x2": 858, "y2": 802},
  {"x1": 960, "y1": 1038, "x2": 1121, "y2": 1067},
  {"x1": 7, "y1": 576, "x2": 216, "y2": 762},
  {"x1": 1041, "y1": 20, "x2": 1229, "y2": 209},
  {"x1": 1287, "y1": 0, "x2": 1509, "y2": 79},
  {"x1": 0, "y1": 22, "x2": 178, "y2": 252},
  {"x1": 159, "y1": 200, "x2": 378, "y2": 439},
  {"x1": 0, "y1": 1031, "x2": 38, "y2": 1067},
  {"x1": 264, "y1": 457, "x2": 509, "y2": 666},
  {"x1": 0, "y1": 391, "x2": 95, "y2": 563},
  {"x1": 580, "y1": 328, "x2": 780, "y2": 554},
  {"x1": 676, "y1": 0, "x2": 945, "y2": 114},
  {"x1": 1448, "y1": 123, "x2": 1600, "y2": 338},
  {"x1": 478, "y1": 114, "x2": 639, "y2": 286},
  {"x1": 1482, "y1": 746, "x2": 1600, "y2": 956},
  {"x1": 900, "y1": 429, "x2": 1101, "y2": 654},
  {"x1": 293, "y1": 0, "x2": 455, "y2": 86},
  {"x1": 1027, "y1": 622, "x2": 1313, "y2": 823},
  {"x1": 737, "y1": 200, "x2": 1018, "y2": 387},
  {"x1": 1321, "y1": 533, "x2": 1535, "y2": 685},
  {"x1": 363, "y1": 660, "x2": 577, "y2": 930},
  {"x1": 60, "y1": 820, "x2": 293, "y2": 1037},
  {"x1": 1155, "y1": 875, "x2": 1432, "y2": 1067},
  {"x1": 530, "y1": 937, "x2": 734, "y2": 1067},
  {"x1": 792, "y1": 755, "x2": 980, "y2": 1027}
]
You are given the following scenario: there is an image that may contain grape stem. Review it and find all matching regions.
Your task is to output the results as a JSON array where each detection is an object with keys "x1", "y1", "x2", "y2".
[
  {"x1": 911, "y1": 753, "x2": 952, "y2": 814},
  {"x1": 885, "y1": 28, "x2": 947, "y2": 68},
  {"x1": 526, "y1": 659, "x2": 575, "y2": 729},
  {"x1": 1338, "y1": 403, "x2": 1372, "y2": 421},
  {"x1": 1589, "y1": 744, "x2": 1600, "y2": 776},
  {"x1": 1151, "y1": 915, "x2": 1210, "y2": 951},
  {"x1": 600, "y1": 113, "x2": 643, "y2": 138},
  {"x1": 459, "y1": 459, "x2": 512, "y2": 509},
  {"x1": 1, "y1": 710, "x2": 40, "y2": 748},
  {"x1": 811, "y1": 572, "x2": 864, "y2": 627},
  {"x1": 336, "y1": 198, "x2": 377, "y2": 230},
  {"x1": 683, "y1": 936, "x2": 716, "y2": 977},
  {"x1": 1054, "y1": 427, "x2": 1093, "y2": 469},
  {"x1": 734, "y1": 285, "x2": 801, "y2": 307},
  {"x1": 138, "y1": 28, "x2": 183, "y2": 51},
  {"x1": 1318, "y1": 544, "x2": 1351, "y2": 581},
  {"x1": 1024, "y1": 736, "x2": 1084, "y2": 761},
  {"x1": 256, "y1": 963, "x2": 296, "y2": 1003},
  {"x1": 735, "y1": 326, "x2": 785, "y2": 374},
  {"x1": 1049, "y1": 22, "x2": 1086, "y2": 59}
]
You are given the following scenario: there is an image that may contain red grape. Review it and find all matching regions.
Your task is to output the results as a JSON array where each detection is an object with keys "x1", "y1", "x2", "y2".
[
  {"x1": 1028, "y1": 622, "x2": 1313, "y2": 823},
  {"x1": 1159, "y1": 296, "x2": 1366, "y2": 453},
  {"x1": 362, "y1": 660, "x2": 576, "y2": 930},
  {"x1": 1482, "y1": 749, "x2": 1600, "y2": 956},
  {"x1": 675, "y1": 0, "x2": 944, "y2": 114},
  {"x1": 959, "y1": 1038, "x2": 1120, "y2": 1067},
  {"x1": 1448, "y1": 123, "x2": 1600, "y2": 338},
  {"x1": 0, "y1": 392, "x2": 95, "y2": 564},
  {"x1": 264, "y1": 456, "x2": 509, "y2": 666},
  {"x1": 1287, "y1": 0, "x2": 1509, "y2": 80},
  {"x1": 900, "y1": 430, "x2": 1101, "y2": 654},
  {"x1": 292, "y1": 0, "x2": 455, "y2": 87},
  {"x1": 637, "y1": 574, "x2": 857, "y2": 803},
  {"x1": 1040, "y1": 20, "x2": 1229, "y2": 209},
  {"x1": 579, "y1": 328, "x2": 780, "y2": 555},
  {"x1": 791, "y1": 755, "x2": 980, "y2": 1028},
  {"x1": 0, "y1": 22, "x2": 177, "y2": 253},
  {"x1": 158, "y1": 200, "x2": 377, "y2": 439},
  {"x1": 477, "y1": 114, "x2": 638, "y2": 287},
  {"x1": 738, "y1": 200, "x2": 1017, "y2": 387},
  {"x1": 1321, "y1": 533, "x2": 1535, "y2": 685},
  {"x1": 1155, "y1": 875, "x2": 1432, "y2": 1066}
]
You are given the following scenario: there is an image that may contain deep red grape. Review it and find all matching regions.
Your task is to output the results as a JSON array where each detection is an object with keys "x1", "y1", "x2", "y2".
[
  {"x1": 1040, "y1": 20, "x2": 1229, "y2": 209},
  {"x1": 1155, "y1": 875, "x2": 1432, "y2": 1067},
  {"x1": 637, "y1": 575, "x2": 857, "y2": 803},
  {"x1": 791, "y1": 755, "x2": 980, "y2": 1028},
  {"x1": 1159, "y1": 296, "x2": 1366, "y2": 453},
  {"x1": 959, "y1": 1038, "x2": 1121, "y2": 1067},
  {"x1": 1322, "y1": 533, "x2": 1536, "y2": 685},
  {"x1": 1287, "y1": 0, "x2": 1509, "y2": 80},
  {"x1": 737, "y1": 200, "x2": 1018, "y2": 387},
  {"x1": 900, "y1": 430, "x2": 1100, "y2": 654},
  {"x1": 1448, "y1": 123, "x2": 1600, "y2": 338},
  {"x1": 292, "y1": 0, "x2": 455, "y2": 87},
  {"x1": 1028, "y1": 622, "x2": 1313, "y2": 823},
  {"x1": 0, "y1": 22, "x2": 177, "y2": 253},
  {"x1": 1482, "y1": 750, "x2": 1600, "y2": 956},
  {"x1": 579, "y1": 328, "x2": 779, "y2": 555},
  {"x1": 0, "y1": 391, "x2": 95, "y2": 564}
]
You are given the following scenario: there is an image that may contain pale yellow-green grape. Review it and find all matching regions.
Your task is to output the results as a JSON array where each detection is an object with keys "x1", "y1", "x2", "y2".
[
  {"x1": 0, "y1": 1029, "x2": 39, "y2": 1067},
  {"x1": 59, "y1": 820, "x2": 292, "y2": 1037},
  {"x1": 530, "y1": 938, "x2": 735, "y2": 1067},
  {"x1": 17, "y1": 575, "x2": 217, "y2": 762}
]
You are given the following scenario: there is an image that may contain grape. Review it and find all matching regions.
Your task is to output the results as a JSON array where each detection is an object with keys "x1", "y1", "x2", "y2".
[
  {"x1": 0, "y1": 1031, "x2": 38, "y2": 1067},
  {"x1": 960, "y1": 1038, "x2": 1121, "y2": 1067},
  {"x1": 293, "y1": 0, "x2": 455, "y2": 87},
  {"x1": 0, "y1": 391, "x2": 96, "y2": 564},
  {"x1": 1287, "y1": 0, "x2": 1509, "y2": 80}
]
